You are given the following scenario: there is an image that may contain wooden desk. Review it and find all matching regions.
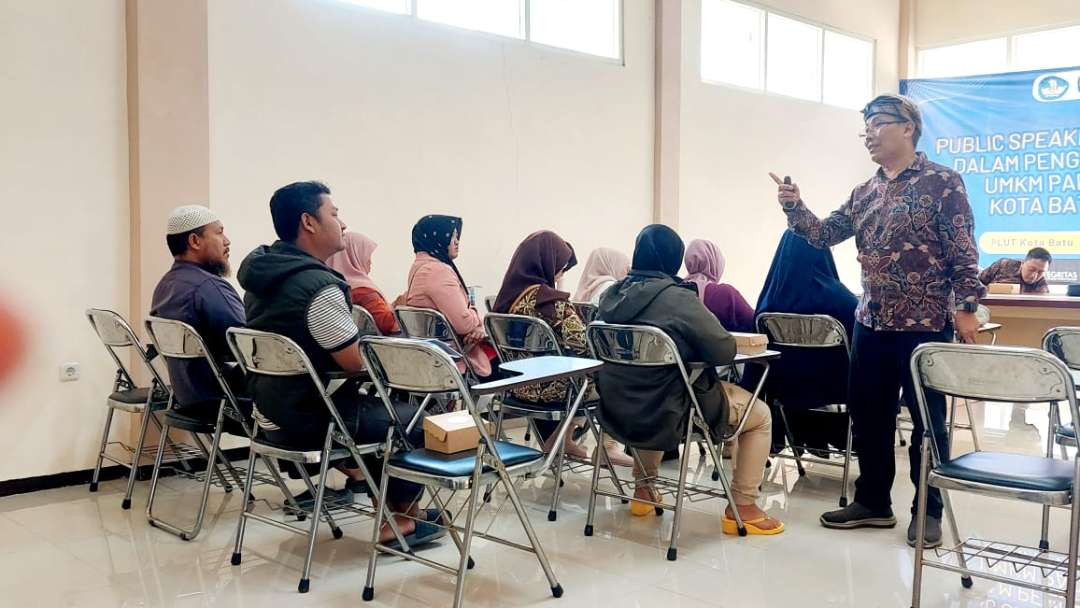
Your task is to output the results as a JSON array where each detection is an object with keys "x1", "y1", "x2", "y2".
[{"x1": 982, "y1": 295, "x2": 1080, "y2": 347}]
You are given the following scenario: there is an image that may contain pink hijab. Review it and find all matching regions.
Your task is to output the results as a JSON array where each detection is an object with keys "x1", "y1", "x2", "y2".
[
  {"x1": 326, "y1": 232, "x2": 383, "y2": 297},
  {"x1": 684, "y1": 239, "x2": 726, "y2": 301},
  {"x1": 573, "y1": 247, "x2": 630, "y2": 303}
]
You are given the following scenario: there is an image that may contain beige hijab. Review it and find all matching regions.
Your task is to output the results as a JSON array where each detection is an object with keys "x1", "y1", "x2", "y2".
[{"x1": 573, "y1": 247, "x2": 630, "y2": 303}]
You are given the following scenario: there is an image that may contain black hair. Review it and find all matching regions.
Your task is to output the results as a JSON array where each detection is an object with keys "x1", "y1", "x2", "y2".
[
  {"x1": 166, "y1": 225, "x2": 208, "y2": 257},
  {"x1": 1027, "y1": 247, "x2": 1052, "y2": 263},
  {"x1": 269, "y1": 181, "x2": 331, "y2": 242}
]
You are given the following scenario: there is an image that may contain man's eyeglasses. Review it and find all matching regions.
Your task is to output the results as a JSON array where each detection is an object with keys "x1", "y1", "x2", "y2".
[{"x1": 858, "y1": 119, "x2": 908, "y2": 139}]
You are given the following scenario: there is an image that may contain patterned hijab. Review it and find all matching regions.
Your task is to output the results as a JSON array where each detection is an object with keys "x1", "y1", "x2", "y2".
[
  {"x1": 412, "y1": 214, "x2": 466, "y2": 290},
  {"x1": 573, "y1": 247, "x2": 630, "y2": 303},
  {"x1": 326, "y1": 232, "x2": 382, "y2": 297},
  {"x1": 493, "y1": 231, "x2": 577, "y2": 322},
  {"x1": 684, "y1": 239, "x2": 726, "y2": 301}
]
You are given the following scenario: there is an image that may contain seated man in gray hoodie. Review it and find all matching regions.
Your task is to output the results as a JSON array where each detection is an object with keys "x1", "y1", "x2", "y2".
[
  {"x1": 237, "y1": 180, "x2": 442, "y2": 548},
  {"x1": 596, "y1": 224, "x2": 782, "y2": 535}
]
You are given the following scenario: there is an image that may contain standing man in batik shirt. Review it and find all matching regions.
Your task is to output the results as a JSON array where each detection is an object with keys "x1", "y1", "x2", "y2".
[{"x1": 770, "y1": 94, "x2": 987, "y2": 548}]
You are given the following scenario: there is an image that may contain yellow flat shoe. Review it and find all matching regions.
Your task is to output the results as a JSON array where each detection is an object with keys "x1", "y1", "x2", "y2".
[
  {"x1": 630, "y1": 488, "x2": 661, "y2": 516},
  {"x1": 722, "y1": 516, "x2": 784, "y2": 536}
]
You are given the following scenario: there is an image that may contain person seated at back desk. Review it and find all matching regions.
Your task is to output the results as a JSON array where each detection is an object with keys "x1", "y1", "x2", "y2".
[
  {"x1": 238, "y1": 181, "x2": 443, "y2": 547},
  {"x1": 978, "y1": 247, "x2": 1051, "y2": 294},
  {"x1": 150, "y1": 205, "x2": 249, "y2": 428}
]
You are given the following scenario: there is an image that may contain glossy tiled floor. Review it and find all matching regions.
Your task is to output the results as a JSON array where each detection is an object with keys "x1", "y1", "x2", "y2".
[{"x1": 2, "y1": 402, "x2": 1076, "y2": 607}]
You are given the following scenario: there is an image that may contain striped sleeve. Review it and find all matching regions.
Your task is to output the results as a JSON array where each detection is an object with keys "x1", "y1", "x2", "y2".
[{"x1": 306, "y1": 286, "x2": 359, "y2": 352}]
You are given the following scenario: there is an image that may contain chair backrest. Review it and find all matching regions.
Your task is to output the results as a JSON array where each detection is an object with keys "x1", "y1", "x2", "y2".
[
  {"x1": 86, "y1": 308, "x2": 166, "y2": 389},
  {"x1": 572, "y1": 301, "x2": 598, "y2": 325},
  {"x1": 1043, "y1": 326, "x2": 1080, "y2": 370},
  {"x1": 359, "y1": 336, "x2": 467, "y2": 396},
  {"x1": 146, "y1": 316, "x2": 249, "y2": 430},
  {"x1": 484, "y1": 313, "x2": 562, "y2": 363},
  {"x1": 394, "y1": 305, "x2": 477, "y2": 378},
  {"x1": 756, "y1": 313, "x2": 849, "y2": 353},
  {"x1": 910, "y1": 342, "x2": 1080, "y2": 462},
  {"x1": 352, "y1": 305, "x2": 382, "y2": 337}
]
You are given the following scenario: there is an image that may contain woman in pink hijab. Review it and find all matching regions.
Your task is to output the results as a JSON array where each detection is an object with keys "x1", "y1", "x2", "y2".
[
  {"x1": 573, "y1": 247, "x2": 631, "y2": 305},
  {"x1": 326, "y1": 232, "x2": 400, "y2": 335},
  {"x1": 684, "y1": 239, "x2": 755, "y2": 332}
]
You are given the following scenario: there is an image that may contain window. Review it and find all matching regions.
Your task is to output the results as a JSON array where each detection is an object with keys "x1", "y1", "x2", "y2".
[
  {"x1": 417, "y1": 0, "x2": 523, "y2": 39},
  {"x1": 340, "y1": 0, "x2": 410, "y2": 14},
  {"x1": 529, "y1": 0, "x2": 621, "y2": 59},
  {"x1": 766, "y1": 14, "x2": 822, "y2": 102},
  {"x1": 823, "y1": 31, "x2": 874, "y2": 109},
  {"x1": 1012, "y1": 25, "x2": 1080, "y2": 72},
  {"x1": 917, "y1": 38, "x2": 1007, "y2": 78},
  {"x1": 700, "y1": 0, "x2": 874, "y2": 108},
  {"x1": 330, "y1": 0, "x2": 622, "y2": 60},
  {"x1": 700, "y1": 0, "x2": 765, "y2": 89},
  {"x1": 917, "y1": 24, "x2": 1080, "y2": 78}
]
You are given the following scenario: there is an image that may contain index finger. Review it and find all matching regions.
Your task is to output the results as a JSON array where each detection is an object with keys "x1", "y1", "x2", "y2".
[{"x1": 768, "y1": 172, "x2": 784, "y2": 186}]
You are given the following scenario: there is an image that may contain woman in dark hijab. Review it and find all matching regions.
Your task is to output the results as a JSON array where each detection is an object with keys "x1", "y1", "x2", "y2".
[
  {"x1": 595, "y1": 225, "x2": 782, "y2": 534},
  {"x1": 746, "y1": 229, "x2": 858, "y2": 453},
  {"x1": 405, "y1": 215, "x2": 494, "y2": 378},
  {"x1": 493, "y1": 231, "x2": 634, "y2": 466}
]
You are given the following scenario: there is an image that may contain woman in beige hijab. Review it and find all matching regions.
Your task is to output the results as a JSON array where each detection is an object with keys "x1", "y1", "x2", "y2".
[{"x1": 573, "y1": 247, "x2": 631, "y2": 305}]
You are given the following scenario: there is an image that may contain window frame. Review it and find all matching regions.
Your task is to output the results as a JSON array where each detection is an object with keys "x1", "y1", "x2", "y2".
[
  {"x1": 334, "y1": 0, "x2": 625, "y2": 64},
  {"x1": 699, "y1": 0, "x2": 877, "y2": 109}
]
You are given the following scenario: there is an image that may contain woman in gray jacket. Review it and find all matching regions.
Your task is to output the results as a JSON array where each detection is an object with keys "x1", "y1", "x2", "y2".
[{"x1": 596, "y1": 225, "x2": 782, "y2": 535}]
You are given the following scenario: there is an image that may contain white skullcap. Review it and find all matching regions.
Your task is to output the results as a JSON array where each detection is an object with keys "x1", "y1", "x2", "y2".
[{"x1": 166, "y1": 205, "x2": 218, "y2": 235}]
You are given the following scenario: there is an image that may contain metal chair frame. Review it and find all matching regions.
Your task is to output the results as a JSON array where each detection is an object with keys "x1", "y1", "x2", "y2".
[
  {"x1": 359, "y1": 336, "x2": 584, "y2": 607},
  {"x1": 909, "y1": 342, "x2": 1080, "y2": 607},
  {"x1": 351, "y1": 305, "x2": 383, "y2": 337},
  {"x1": 755, "y1": 313, "x2": 854, "y2": 507},
  {"x1": 483, "y1": 312, "x2": 628, "y2": 520},
  {"x1": 86, "y1": 308, "x2": 182, "y2": 510},
  {"x1": 394, "y1": 305, "x2": 482, "y2": 393},
  {"x1": 583, "y1": 321, "x2": 754, "y2": 561},
  {"x1": 571, "y1": 301, "x2": 599, "y2": 325},
  {"x1": 1044, "y1": 327, "x2": 1080, "y2": 456},
  {"x1": 225, "y1": 327, "x2": 404, "y2": 594},
  {"x1": 142, "y1": 317, "x2": 295, "y2": 541}
]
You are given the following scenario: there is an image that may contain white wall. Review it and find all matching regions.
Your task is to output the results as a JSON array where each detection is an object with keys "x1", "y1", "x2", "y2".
[
  {"x1": 0, "y1": 1, "x2": 129, "y2": 480},
  {"x1": 916, "y1": 0, "x2": 1080, "y2": 47},
  {"x1": 679, "y1": 0, "x2": 900, "y2": 303},
  {"x1": 208, "y1": 0, "x2": 655, "y2": 300}
]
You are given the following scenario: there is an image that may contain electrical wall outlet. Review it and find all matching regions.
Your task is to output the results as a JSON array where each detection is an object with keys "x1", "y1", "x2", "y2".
[{"x1": 60, "y1": 362, "x2": 80, "y2": 382}]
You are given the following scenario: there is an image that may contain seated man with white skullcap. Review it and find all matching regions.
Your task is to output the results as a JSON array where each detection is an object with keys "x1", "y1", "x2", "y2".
[{"x1": 150, "y1": 205, "x2": 247, "y2": 417}]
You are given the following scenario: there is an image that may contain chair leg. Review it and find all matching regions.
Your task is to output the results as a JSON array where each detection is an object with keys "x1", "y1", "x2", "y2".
[
  {"x1": 123, "y1": 403, "x2": 156, "y2": 510},
  {"x1": 428, "y1": 490, "x2": 473, "y2": 570},
  {"x1": 496, "y1": 446, "x2": 562, "y2": 599},
  {"x1": 145, "y1": 422, "x2": 171, "y2": 526},
  {"x1": 940, "y1": 488, "x2": 972, "y2": 588},
  {"x1": 192, "y1": 433, "x2": 233, "y2": 493},
  {"x1": 911, "y1": 438, "x2": 931, "y2": 608},
  {"x1": 667, "y1": 420, "x2": 696, "y2": 561},
  {"x1": 1043, "y1": 403, "x2": 1062, "y2": 551},
  {"x1": 230, "y1": 450, "x2": 258, "y2": 566},
  {"x1": 363, "y1": 451, "x2": 394, "y2": 602},
  {"x1": 585, "y1": 412, "x2": 628, "y2": 498},
  {"x1": 452, "y1": 455, "x2": 486, "y2": 608},
  {"x1": 777, "y1": 405, "x2": 805, "y2": 477},
  {"x1": 547, "y1": 423, "x2": 568, "y2": 522},
  {"x1": 299, "y1": 430, "x2": 335, "y2": 594},
  {"x1": 839, "y1": 415, "x2": 853, "y2": 508},
  {"x1": 90, "y1": 408, "x2": 115, "y2": 492},
  {"x1": 584, "y1": 427, "x2": 603, "y2": 537},
  {"x1": 1063, "y1": 460, "x2": 1080, "y2": 608},
  {"x1": 947, "y1": 396, "x2": 958, "y2": 455},
  {"x1": 962, "y1": 399, "x2": 980, "y2": 452}
]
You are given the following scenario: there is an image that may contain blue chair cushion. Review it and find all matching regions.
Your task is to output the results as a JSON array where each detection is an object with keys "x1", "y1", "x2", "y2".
[
  {"x1": 390, "y1": 441, "x2": 542, "y2": 477},
  {"x1": 1058, "y1": 424, "x2": 1075, "y2": 439},
  {"x1": 935, "y1": 451, "x2": 1075, "y2": 493}
]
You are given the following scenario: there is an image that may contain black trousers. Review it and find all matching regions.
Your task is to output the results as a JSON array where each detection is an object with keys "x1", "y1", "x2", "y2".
[{"x1": 849, "y1": 323, "x2": 951, "y2": 518}]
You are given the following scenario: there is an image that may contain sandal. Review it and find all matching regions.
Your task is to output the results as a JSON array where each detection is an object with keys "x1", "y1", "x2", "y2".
[
  {"x1": 630, "y1": 487, "x2": 661, "y2": 517},
  {"x1": 722, "y1": 515, "x2": 785, "y2": 536},
  {"x1": 385, "y1": 509, "x2": 447, "y2": 550}
]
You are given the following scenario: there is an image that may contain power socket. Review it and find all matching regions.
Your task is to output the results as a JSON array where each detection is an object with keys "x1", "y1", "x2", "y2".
[{"x1": 60, "y1": 362, "x2": 80, "y2": 382}]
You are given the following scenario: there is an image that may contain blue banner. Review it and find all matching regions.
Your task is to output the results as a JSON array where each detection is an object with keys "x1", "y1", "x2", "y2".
[{"x1": 901, "y1": 67, "x2": 1080, "y2": 284}]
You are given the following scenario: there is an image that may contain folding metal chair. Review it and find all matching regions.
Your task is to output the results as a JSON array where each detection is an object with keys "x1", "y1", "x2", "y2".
[
  {"x1": 225, "y1": 327, "x2": 396, "y2": 594},
  {"x1": 143, "y1": 317, "x2": 294, "y2": 541},
  {"x1": 909, "y1": 342, "x2": 1080, "y2": 608},
  {"x1": 351, "y1": 305, "x2": 382, "y2": 337},
  {"x1": 484, "y1": 312, "x2": 627, "y2": 520},
  {"x1": 359, "y1": 337, "x2": 594, "y2": 607},
  {"x1": 584, "y1": 322, "x2": 749, "y2": 561},
  {"x1": 756, "y1": 313, "x2": 854, "y2": 507},
  {"x1": 85, "y1": 308, "x2": 176, "y2": 510},
  {"x1": 571, "y1": 301, "x2": 598, "y2": 325},
  {"x1": 483, "y1": 294, "x2": 497, "y2": 312},
  {"x1": 1044, "y1": 327, "x2": 1080, "y2": 457},
  {"x1": 395, "y1": 305, "x2": 480, "y2": 384}
]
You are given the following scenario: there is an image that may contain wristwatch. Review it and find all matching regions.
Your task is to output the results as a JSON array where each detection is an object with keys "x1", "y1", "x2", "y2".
[{"x1": 956, "y1": 300, "x2": 978, "y2": 313}]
